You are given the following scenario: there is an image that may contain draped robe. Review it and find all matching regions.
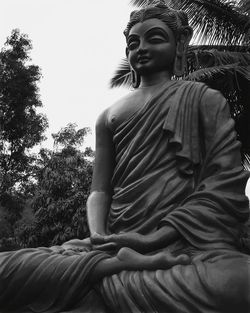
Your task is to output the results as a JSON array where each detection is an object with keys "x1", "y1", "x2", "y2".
[{"x1": 0, "y1": 80, "x2": 249, "y2": 313}]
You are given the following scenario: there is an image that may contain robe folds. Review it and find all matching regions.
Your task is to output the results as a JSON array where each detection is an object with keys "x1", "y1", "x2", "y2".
[{"x1": 0, "y1": 80, "x2": 249, "y2": 313}]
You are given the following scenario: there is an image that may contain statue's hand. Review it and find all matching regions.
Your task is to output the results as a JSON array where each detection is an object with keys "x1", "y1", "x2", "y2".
[
  {"x1": 91, "y1": 225, "x2": 180, "y2": 253},
  {"x1": 91, "y1": 232, "x2": 149, "y2": 253},
  {"x1": 62, "y1": 237, "x2": 92, "y2": 250},
  {"x1": 62, "y1": 236, "x2": 117, "y2": 253}
]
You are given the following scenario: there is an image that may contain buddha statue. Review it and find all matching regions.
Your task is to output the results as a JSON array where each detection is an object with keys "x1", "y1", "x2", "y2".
[{"x1": 0, "y1": 3, "x2": 249, "y2": 313}]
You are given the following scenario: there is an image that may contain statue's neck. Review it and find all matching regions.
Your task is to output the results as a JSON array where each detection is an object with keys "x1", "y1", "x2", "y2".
[{"x1": 139, "y1": 71, "x2": 172, "y2": 88}]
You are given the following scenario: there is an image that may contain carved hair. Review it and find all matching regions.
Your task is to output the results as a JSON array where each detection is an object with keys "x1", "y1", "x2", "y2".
[{"x1": 124, "y1": 2, "x2": 191, "y2": 41}]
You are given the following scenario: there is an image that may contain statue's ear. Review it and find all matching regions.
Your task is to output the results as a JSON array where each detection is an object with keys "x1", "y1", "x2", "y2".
[
  {"x1": 174, "y1": 26, "x2": 193, "y2": 77},
  {"x1": 125, "y1": 47, "x2": 140, "y2": 88},
  {"x1": 125, "y1": 47, "x2": 129, "y2": 58}
]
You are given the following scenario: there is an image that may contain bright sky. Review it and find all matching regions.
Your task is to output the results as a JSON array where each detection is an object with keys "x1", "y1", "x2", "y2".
[
  {"x1": 0, "y1": 0, "x2": 132, "y2": 149},
  {"x1": 0, "y1": 0, "x2": 249, "y2": 196}
]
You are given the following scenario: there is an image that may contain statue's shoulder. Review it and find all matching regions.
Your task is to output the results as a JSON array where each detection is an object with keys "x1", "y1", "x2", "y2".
[
  {"x1": 108, "y1": 91, "x2": 137, "y2": 113},
  {"x1": 174, "y1": 79, "x2": 207, "y2": 90},
  {"x1": 170, "y1": 80, "x2": 228, "y2": 122},
  {"x1": 105, "y1": 90, "x2": 145, "y2": 132},
  {"x1": 175, "y1": 80, "x2": 226, "y2": 106},
  {"x1": 180, "y1": 82, "x2": 230, "y2": 125},
  {"x1": 95, "y1": 92, "x2": 133, "y2": 127}
]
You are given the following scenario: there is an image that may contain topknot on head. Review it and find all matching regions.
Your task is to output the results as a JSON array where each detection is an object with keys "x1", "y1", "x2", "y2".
[{"x1": 124, "y1": 2, "x2": 190, "y2": 41}]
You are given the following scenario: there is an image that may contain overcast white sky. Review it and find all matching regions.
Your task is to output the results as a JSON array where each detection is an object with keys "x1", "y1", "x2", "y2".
[
  {"x1": 0, "y1": 0, "x2": 132, "y2": 149},
  {"x1": 0, "y1": 0, "x2": 249, "y2": 195}
]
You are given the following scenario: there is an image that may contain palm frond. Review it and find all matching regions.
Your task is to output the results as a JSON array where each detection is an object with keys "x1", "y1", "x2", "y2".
[
  {"x1": 187, "y1": 48, "x2": 250, "y2": 71},
  {"x1": 185, "y1": 63, "x2": 250, "y2": 82},
  {"x1": 130, "y1": 0, "x2": 159, "y2": 7},
  {"x1": 168, "y1": 0, "x2": 250, "y2": 45},
  {"x1": 207, "y1": 50, "x2": 250, "y2": 65},
  {"x1": 109, "y1": 58, "x2": 131, "y2": 88},
  {"x1": 239, "y1": 0, "x2": 250, "y2": 16},
  {"x1": 243, "y1": 153, "x2": 250, "y2": 171},
  {"x1": 188, "y1": 45, "x2": 250, "y2": 53},
  {"x1": 185, "y1": 64, "x2": 250, "y2": 106}
]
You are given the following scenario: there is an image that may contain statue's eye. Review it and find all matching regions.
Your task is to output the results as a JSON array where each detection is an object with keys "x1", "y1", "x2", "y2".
[
  {"x1": 128, "y1": 40, "x2": 139, "y2": 50},
  {"x1": 146, "y1": 28, "x2": 169, "y2": 43},
  {"x1": 147, "y1": 34, "x2": 167, "y2": 44}
]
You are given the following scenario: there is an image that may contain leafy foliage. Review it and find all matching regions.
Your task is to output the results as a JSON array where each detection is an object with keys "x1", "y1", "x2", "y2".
[
  {"x1": 168, "y1": 0, "x2": 250, "y2": 45},
  {"x1": 0, "y1": 30, "x2": 93, "y2": 250},
  {"x1": 185, "y1": 63, "x2": 249, "y2": 84},
  {"x1": 0, "y1": 191, "x2": 25, "y2": 251},
  {"x1": 239, "y1": 0, "x2": 250, "y2": 15},
  {"x1": 17, "y1": 124, "x2": 93, "y2": 248},
  {"x1": 0, "y1": 29, "x2": 48, "y2": 250},
  {"x1": 110, "y1": 58, "x2": 132, "y2": 88},
  {"x1": 0, "y1": 29, "x2": 48, "y2": 194}
]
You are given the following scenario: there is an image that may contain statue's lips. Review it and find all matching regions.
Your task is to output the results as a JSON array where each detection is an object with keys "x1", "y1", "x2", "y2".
[{"x1": 137, "y1": 57, "x2": 151, "y2": 64}]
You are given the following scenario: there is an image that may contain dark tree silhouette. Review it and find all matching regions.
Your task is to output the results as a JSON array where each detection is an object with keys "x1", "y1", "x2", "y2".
[
  {"x1": 18, "y1": 124, "x2": 93, "y2": 248},
  {"x1": 0, "y1": 29, "x2": 48, "y2": 250}
]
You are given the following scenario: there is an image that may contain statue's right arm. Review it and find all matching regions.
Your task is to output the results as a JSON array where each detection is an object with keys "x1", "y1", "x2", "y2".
[{"x1": 87, "y1": 109, "x2": 115, "y2": 236}]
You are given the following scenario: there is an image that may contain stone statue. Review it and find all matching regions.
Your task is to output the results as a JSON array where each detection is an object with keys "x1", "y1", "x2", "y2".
[{"x1": 0, "y1": 3, "x2": 249, "y2": 313}]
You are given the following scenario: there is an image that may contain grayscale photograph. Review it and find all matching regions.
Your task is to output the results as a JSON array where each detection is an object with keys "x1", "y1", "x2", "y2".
[{"x1": 0, "y1": 0, "x2": 249, "y2": 312}]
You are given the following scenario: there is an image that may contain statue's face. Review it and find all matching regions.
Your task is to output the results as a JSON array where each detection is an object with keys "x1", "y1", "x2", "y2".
[{"x1": 126, "y1": 18, "x2": 176, "y2": 76}]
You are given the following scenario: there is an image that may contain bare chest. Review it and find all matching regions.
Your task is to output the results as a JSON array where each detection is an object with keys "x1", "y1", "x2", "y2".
[{"x1": 107, "y1": 90, "x2": 152, "y2": 132}]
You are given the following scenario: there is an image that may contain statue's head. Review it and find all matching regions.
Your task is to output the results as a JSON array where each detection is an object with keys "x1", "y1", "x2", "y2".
[{"x1": 124, "y1": 2, "x2": 193, "y2": 87}]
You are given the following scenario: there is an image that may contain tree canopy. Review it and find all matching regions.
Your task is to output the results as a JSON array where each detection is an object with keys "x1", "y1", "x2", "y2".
[
  {"x1": 17, "y1": 124, "x2": 93, "y2": 248},
  {"x1": 0, "y1": 29, "x2": 48, "y2": 250},
  {"x1": 0, "y1": 29, "x2": 48, "y2": 195}
]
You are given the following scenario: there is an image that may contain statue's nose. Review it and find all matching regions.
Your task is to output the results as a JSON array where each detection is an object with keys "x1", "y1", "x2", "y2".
[{"x1": 137, "y1": 40, "x2": 148, "y2": 53}]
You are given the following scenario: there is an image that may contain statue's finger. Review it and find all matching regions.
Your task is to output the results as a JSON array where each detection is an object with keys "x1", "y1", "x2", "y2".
[
  {"x1": 93, "y1": 242, "x2": 117, "y2": 251},
  {"x1": 175, "y1": 254, "x2": 191, "y2": 265},
  {"x1": 102, "y1": 234, "x2": 117, "y2": 242},
  {"x1": 90, "y1": 233, "x2": 106, "y2": 244}
]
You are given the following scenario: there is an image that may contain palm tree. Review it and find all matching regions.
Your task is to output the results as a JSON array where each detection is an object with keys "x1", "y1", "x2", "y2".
[{"x1": 110, "y1": 0, "x2": 250, "y2": 165}]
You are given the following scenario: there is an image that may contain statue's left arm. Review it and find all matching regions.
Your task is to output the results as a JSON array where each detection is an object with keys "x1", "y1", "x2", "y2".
[{"x1": 159, "y1": 88, "x2": 249, "y2": 250}]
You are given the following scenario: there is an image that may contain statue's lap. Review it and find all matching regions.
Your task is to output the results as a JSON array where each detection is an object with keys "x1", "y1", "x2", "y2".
[{"x1": 97, "y1": 249, "x2": 250, "y2": 313}]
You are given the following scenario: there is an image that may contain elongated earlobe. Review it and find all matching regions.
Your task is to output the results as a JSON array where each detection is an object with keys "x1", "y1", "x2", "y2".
[
  {"x1": 131, "y1": 68, "x2": 141, "y2": 88},
  {"x1": 173, "y1": 27, "x2": 193, "y2": 77},
  {"x1": 126, "y1": 47, "x2": 141, "y2": 88}
]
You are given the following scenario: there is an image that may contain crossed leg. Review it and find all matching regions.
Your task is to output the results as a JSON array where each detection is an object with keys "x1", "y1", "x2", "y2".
[{"x1": 90, "y1": 247, "x2": 190, "y2": 283}]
